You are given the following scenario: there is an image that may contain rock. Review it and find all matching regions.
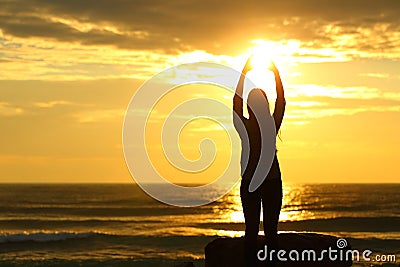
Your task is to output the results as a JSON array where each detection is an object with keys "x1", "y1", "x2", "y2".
[
  {"x1": 205, "y1": 233, "x2": 353, "y2": 266},
  {"x1": 173, "y1": 262, "x2": 196, "y2": 267}
]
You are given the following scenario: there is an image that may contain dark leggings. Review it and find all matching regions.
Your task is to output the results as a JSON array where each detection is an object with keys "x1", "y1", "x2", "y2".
[{"x1": 240, "y1": 178, "x2": 282, "y2": 267}]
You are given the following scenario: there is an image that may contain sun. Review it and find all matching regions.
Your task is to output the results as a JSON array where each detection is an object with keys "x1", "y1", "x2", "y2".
[
  {"x1": 242, "y1": 46, "x2": 278, "y2": 100},
  {"x1": 248, "y1": 47, "x2": 274, "y2": 70},
  {"x1": 245, "y1": 38, "x2": 301, "y2": 72},
  {"x1": 239, "y1": 39, "x2": 295, "y2": 100}
]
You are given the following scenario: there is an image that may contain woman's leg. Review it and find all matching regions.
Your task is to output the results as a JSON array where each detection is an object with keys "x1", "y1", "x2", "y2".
[
  {"x1": 261, "y1": 179, "x2": 282, "y2": 260},
  {"x1": 241, "y1": 179, "x2": 261, "y2": 267}
]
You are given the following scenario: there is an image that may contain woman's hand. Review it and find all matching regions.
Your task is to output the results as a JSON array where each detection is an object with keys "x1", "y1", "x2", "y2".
[
  {"x1": 242, "y1": 56, "x2": 253, "y2": 74},
  {"x1": 269, "y1": 60, "x2": 279, "y2": 74}
]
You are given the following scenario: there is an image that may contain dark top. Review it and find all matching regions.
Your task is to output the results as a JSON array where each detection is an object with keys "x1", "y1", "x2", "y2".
[{"x1": 233, "y1": 95, "x2": 286, "y2": 181}]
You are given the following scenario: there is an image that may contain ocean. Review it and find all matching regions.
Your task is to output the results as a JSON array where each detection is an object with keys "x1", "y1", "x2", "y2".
[{"x1": 0, "y1": 183, "x2": 398, "y2": 266}]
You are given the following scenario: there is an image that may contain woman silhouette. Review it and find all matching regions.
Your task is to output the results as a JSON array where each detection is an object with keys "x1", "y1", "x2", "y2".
[{"x1": 233, "y1": 57, "x2": 286, "y2": 266}]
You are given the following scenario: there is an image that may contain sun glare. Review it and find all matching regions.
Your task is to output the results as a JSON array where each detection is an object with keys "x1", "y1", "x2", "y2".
[
  {"x1": 249, "y1": 47, "x2": 274, "y2": 70},
  {"x1": 247, "y1": 39, "x2": 294, "y2": 69},
  {"x1": 239, "y1": 39, "x2": 299, "y2": 100},
  {"x1": 167, "y1": 39, "x2": 299, "y2": 101},
  {"x1": 244, "y1": 44, "x2": 278, "y2": 100}
]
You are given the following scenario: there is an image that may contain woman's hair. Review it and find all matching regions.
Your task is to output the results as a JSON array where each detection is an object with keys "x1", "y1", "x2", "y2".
[
  {"x1": 247, "y1": 88, "x2": 270, "y2": 118},
  {"x1": 247, "y1": 88, "x2": 282, "y2": 140}
]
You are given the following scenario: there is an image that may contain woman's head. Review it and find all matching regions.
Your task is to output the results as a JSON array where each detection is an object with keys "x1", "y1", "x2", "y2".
[{"x1": 247, "y1": 88, "x2": 270, "y2": 119}]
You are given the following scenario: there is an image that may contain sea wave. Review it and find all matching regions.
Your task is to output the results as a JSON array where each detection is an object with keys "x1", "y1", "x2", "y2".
[
  {"x1": 0, "y1": 231, "x2": 107, "y2": 244},
  {"x1": 196, "y1": 216, "x2": 400, "y2": 233}
]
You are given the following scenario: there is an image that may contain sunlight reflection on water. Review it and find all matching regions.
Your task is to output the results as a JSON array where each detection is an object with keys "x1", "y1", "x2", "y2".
[{"x1": 213, "y1": 182, "x2": 316, "y2": 225}]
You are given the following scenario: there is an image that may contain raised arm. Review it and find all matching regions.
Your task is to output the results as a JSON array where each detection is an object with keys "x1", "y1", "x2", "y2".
[
  {"x1": 233, "y1": 57, "x2": 252, "y2": 127},
  {"x1": 270, "y1": 62, "x2": 286, "y2": 131}
]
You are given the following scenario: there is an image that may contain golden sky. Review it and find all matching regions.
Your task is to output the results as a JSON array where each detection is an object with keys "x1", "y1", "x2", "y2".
[{"x1": 0, "y1": 0, "x2": 399, "y2": 183}]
